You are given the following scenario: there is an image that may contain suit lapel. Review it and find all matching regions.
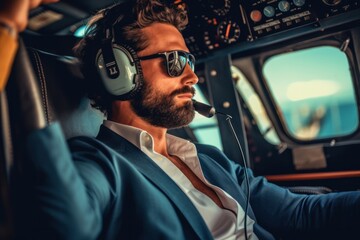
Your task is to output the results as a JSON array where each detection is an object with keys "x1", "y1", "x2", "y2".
[
  {"x1": 198, "y1": 153, "x2": 257, "y2": 221},
  {"x1": 97, "y1": 126, "x2": 213, "y2": 240}
]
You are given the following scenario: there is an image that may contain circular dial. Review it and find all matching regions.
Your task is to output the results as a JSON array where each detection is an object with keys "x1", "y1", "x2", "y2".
[
  {"x1": 293, "y1": 0, "x2": 306, "y2": 7},
  {"x1": 250, "y1": 10, "x2": 262, "y2": 22},
  {"x1": 263, "y1": 6, "x2": 275, "y2": 18},
  {"x1": 207, "y1": 0, "x2": 232, "y2": 16},
  {"x1": 217, "y1": 20, "x2": 241, "y2": 44},
  {"x1": 322, "y1": 0, "x2": 341, "y2": 6},
  {"x1": 278, "y1": 1, "x2": 291, "y2": 12},
  {"x1": 203, "y1": 17, "x2": 220, "y2": 50}
]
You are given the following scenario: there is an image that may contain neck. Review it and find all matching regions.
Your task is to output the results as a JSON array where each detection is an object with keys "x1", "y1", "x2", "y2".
[{"x1": 110, "y1": 101, "x2": 169, "y2": 156}]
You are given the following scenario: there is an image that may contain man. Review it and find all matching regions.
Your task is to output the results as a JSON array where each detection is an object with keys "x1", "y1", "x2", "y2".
[
  {"x1": 66, "y1": 0, "x2": 360, "y2": 239},
  {"x1": 12, "y1": 0, "x2": 360, "y2": 239}
]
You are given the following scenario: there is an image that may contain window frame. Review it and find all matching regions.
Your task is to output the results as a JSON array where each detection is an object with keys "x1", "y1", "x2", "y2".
[{"x1": 254, "y1": 32, "x2": 360, "y2": 146}]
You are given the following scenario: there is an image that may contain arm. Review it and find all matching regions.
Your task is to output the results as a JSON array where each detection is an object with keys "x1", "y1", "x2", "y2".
[
  {"x1": 14, "y1": 123, "x2": 115, "y2": 240},
  {"x1": 197, "y1": 144, "x2": 360, "y2": 237},
  {"x1": 0, "y1": 24, "x2": 17, "y2": 91},
  {"x1": 245, "y1": 170, "x2": 360, "y2": 235},
  {"x1": 230, "y1": 159, "x2": 360, "y2": 239},
  {"x1": 0, "y1": 0, "x2": 58, "y2": 91}
]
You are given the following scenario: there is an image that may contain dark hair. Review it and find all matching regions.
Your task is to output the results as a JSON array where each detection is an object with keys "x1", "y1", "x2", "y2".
[{"x1": 73, "y1": 0, "x2": 188, "y2": 116}]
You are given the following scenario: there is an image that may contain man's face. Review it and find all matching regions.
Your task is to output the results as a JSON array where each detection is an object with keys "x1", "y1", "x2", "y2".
[
  {"x1": 130, "y1": 79, "x2": 196, "y2": 129},
  {"x1": 131, "y1": 23, "x2": 198, "y2": 129}
]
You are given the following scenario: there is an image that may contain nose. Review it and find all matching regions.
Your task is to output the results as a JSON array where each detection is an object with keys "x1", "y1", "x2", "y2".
[{"x1": 183, "y1": 64, "x2": 198, "y2": 86}]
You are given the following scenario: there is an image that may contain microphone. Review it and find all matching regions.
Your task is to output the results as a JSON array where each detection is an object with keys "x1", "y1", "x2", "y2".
[
  {"x1": 191, "y1": 98, "x2": 250, "y2": 240},
  {"x1": 192, "y1": 99, "x2": 216, "y2": 118}
]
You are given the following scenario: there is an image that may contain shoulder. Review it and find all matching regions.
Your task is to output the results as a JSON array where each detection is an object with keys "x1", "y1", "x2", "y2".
[
  {"x1": 195, "y1": 143, "x2": 226, "y2": 157},
  {"x1": 68, "y1": 136, "x2": 111, "y2": 157},
  {"x1": 67, "y1": 135, "x2": 118, "y2": 174},
  {"x1": 195, "y1": 143, "x2": 243, "y2": 175},
  {"x1": 68, "y1": 135, "x2": 107, "y2": 150}
]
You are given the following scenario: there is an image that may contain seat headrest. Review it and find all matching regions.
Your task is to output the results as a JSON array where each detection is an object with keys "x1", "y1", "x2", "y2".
[{"x1": 27, "y1": 48, "x2": 105, "y2": 138}]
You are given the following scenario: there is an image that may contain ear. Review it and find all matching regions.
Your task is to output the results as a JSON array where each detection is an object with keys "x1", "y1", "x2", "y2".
[{"x1": 95, "y1": 43, "x2": 143, "y2": 100}]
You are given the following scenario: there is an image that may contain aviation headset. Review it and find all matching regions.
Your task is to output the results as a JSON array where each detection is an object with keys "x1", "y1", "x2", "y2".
[{"x1": 95, "y1": 3, "x2": 143, "y2": 100}]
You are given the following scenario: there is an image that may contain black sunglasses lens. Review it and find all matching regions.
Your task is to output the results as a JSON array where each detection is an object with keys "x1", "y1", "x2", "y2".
[
  {"x1": 167, "y1": 51, "x2": 195, "y2": 77},
  {"x1": 188, "y1": 55, "x2": 195, "y2": 71},
  {"x1": 167, "y1": 51, "x2": 183, "y2": 77}
]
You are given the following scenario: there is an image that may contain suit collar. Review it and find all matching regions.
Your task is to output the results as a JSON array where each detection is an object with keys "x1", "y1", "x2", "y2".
[
  {"x1": 97, "y1": 125, "x2": 213, "y2": 240},
  {"x1": 197, "y1": 153, "x2": 256, "y2": 220}
]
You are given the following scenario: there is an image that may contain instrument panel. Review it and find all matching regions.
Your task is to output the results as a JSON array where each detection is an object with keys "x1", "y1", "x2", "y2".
[
  {"x1": 175, "y1": 0, "x2": 360, "y2": 59},
  {"x1": 178, "y1": 0, "x2": 251, "y2": 58},
  {"x1": 243, "y1": 0, "x2": 315, "y2": 39}
]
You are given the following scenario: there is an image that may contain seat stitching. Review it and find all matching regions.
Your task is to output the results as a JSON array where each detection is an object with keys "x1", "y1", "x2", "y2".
[{"x1": 31, "y1": 50, "x2": 50, "y2": 123}]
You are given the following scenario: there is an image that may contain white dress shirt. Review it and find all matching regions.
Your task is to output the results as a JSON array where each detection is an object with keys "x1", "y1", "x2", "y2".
[{"x1": 104, "y1": 120, "x2": 258, "y2": 240}]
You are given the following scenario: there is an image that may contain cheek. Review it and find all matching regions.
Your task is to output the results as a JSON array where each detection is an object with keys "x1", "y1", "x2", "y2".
[
  {"x1": 141, "y1": 63, "x2": 168, "y2": 92},
  {"x1": 30, "y1": 0, "x2": 42, "y2": 8},
  {"x1": 140, "y1": 60, "x2": 184, "y2": 98}
]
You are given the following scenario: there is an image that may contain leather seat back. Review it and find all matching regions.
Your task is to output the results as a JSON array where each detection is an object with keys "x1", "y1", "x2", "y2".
[{"x1": 26, "y1": 48, "x2": 105, "y2": 138}]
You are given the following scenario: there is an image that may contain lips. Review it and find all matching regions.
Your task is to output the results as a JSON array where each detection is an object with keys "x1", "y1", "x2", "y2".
[
  {"x1": 171, "y1": 86, "x2": 195, "y2": 96},
  {"x1": 177, "y1": 93, "x2": 194, "y2": 99}
]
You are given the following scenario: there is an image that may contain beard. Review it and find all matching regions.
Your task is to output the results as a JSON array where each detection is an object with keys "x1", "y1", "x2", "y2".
[{"x1": 130, "y1": 81, "x2": 196, "y2": 129}]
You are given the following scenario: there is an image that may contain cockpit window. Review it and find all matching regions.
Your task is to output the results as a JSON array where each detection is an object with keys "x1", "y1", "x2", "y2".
[
  {"x1": 190, "y1": 85, "x2": 223, "y2": 150},
  {"x1": 232, "y1": 66, "x2": 280, "y2": 145},
  {"x1": 263, "y1": 46, "x2": 358, "y2": 140}
]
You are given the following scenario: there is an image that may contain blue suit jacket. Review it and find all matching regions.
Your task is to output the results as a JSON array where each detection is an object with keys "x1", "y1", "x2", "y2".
[{"x1": 17, "y1": 123, "x2": 360, "y2": 240}]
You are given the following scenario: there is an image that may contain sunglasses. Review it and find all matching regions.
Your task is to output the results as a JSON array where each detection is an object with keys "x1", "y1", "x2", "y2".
[{"x1": 138, "y1": 50, "x2": 195, "y2": 77}]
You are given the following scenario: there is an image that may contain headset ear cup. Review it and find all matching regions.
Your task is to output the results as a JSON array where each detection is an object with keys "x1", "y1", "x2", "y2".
[{"x1": 95, "y1": 44, "x2": 143, "y2": 100}]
